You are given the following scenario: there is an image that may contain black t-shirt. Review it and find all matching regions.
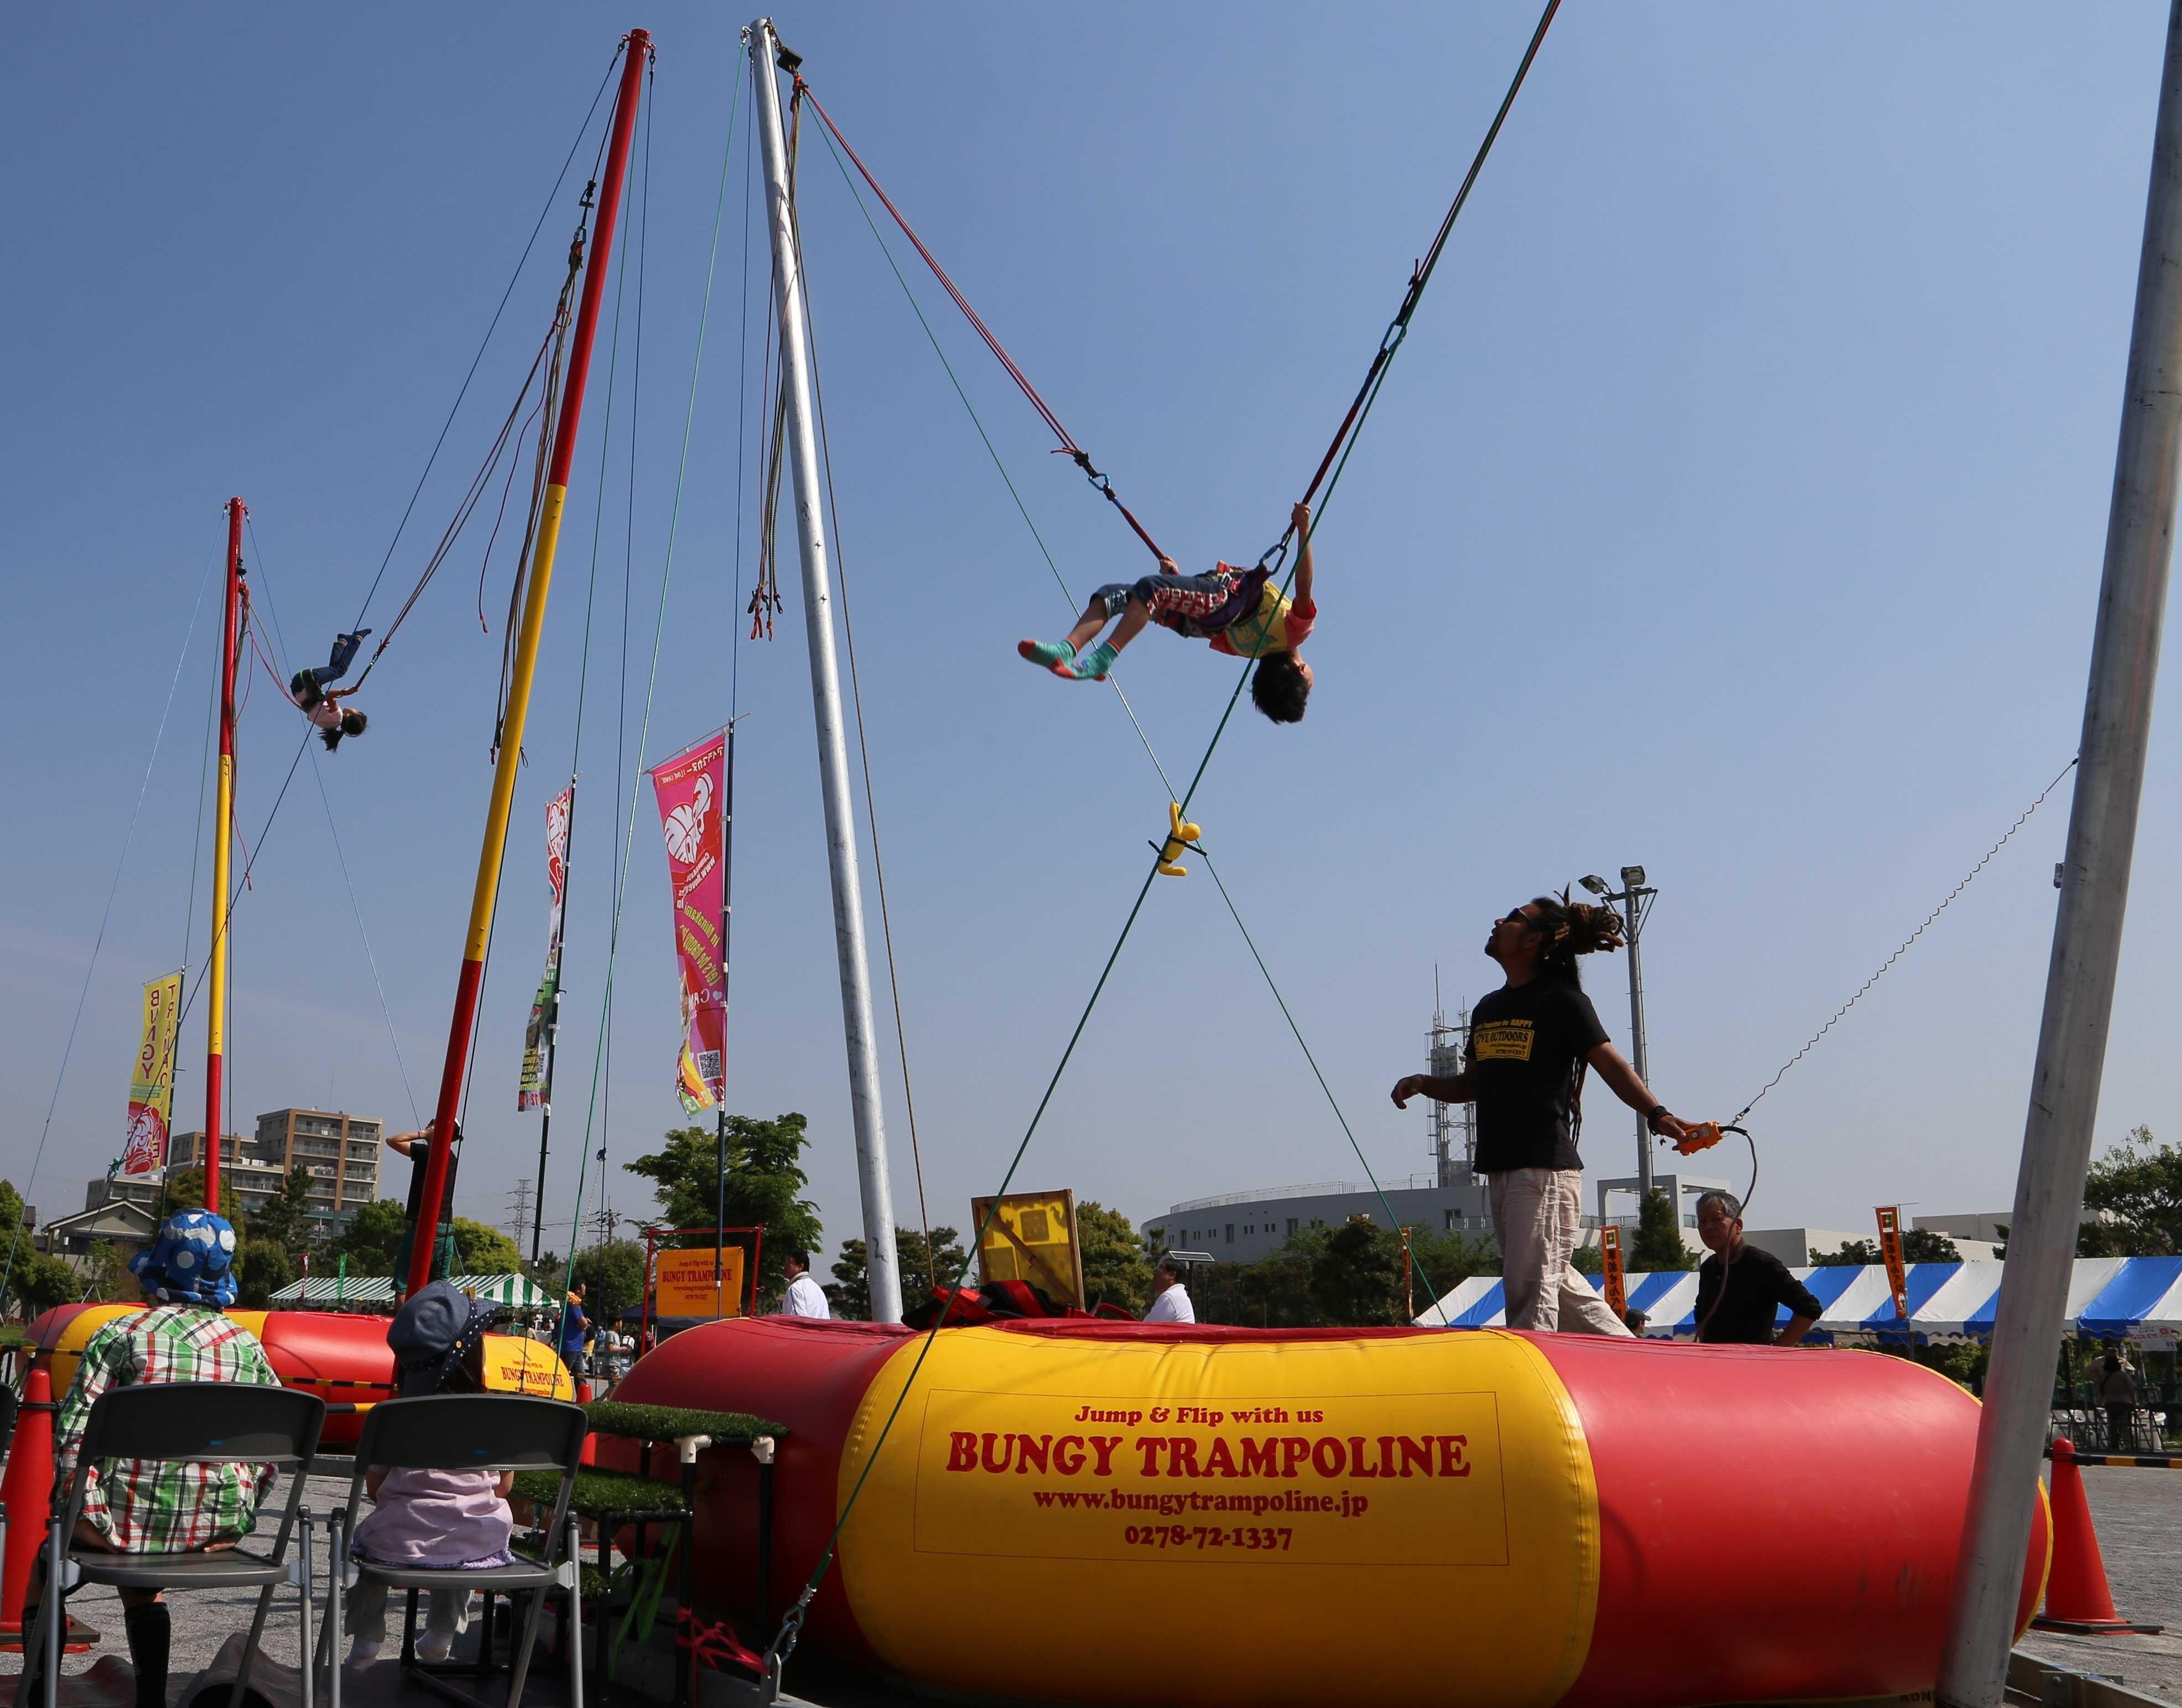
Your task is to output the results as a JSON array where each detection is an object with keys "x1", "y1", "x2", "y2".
[
  {"x1": 1468, "y1": 978, "x2": 1610, "y2": 1174},
  {"x1": 1694, "y1": 1244, "x2": 1825, "y2": 1344}
]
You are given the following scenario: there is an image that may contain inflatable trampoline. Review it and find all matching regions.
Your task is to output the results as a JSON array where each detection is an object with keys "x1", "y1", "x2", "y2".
[{"x1": 615, "y1": 1316, "x2": 2050, "y2": 1708}]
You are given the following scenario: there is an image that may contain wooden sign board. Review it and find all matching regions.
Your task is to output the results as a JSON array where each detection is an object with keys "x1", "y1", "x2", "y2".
[
  {"x1": 1874, "y1": 1207, "x2": 1909, "y2": 1321},
  {"x1": 655, "y1": 1244, "x2": 747, "y2": 1320},
  {"x1": 1601, "y1": 1225, "x2": 1627, "y2": 1320},
  {"x1": 972, "y1": 1190, "x2": 1084, "y2": 1310}
]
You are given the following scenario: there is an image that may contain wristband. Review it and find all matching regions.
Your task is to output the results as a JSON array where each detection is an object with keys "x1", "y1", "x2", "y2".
[{"x1": 1644, "y1": 1104, "x2": 1670, "y2": 1132}]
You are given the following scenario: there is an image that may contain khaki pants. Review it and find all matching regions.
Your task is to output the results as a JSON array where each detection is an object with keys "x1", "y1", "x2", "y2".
[{"x1": 1489, "y1": 1168, "x2": 1631, "y2": 1336}]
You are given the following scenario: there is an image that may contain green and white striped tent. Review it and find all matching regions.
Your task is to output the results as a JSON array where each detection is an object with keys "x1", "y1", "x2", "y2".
[{"x1": 268, "y1": 1273, "x2": 554, "y2": 1310}]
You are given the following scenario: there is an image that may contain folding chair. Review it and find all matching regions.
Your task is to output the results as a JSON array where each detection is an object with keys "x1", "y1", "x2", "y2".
[
  {"x1": 23, "y1": 1381, "x2": 325, "y2": 1708},
  {"x1": 324, "y1": 1395, "x2": 588, "y2": 1708}
]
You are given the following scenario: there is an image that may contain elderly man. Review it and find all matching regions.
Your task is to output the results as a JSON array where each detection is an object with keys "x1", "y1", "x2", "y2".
[
  {"x1": 779, "y1": 1251, "x2": 830, "y2": 1320},
  {"x1": 1692, "y1": 1191, "x2": 1822, "y2": 1346},
  {"x1": 24, "y1": 1210, "x2": 281, "y2": 1708},
  {"x1": 1142, "y1": 1258, "x2": 1196, "y2": 1323}
]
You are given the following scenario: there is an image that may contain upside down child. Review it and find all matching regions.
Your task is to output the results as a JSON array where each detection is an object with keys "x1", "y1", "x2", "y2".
[{"x1": 1017, "y1": 501, "x2": 1317, "y2": 723}]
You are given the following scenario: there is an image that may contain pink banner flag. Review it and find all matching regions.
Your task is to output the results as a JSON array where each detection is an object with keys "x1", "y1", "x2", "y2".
[{"x1": 651, "y1": 734, "x2": 727, "y2": 1113}]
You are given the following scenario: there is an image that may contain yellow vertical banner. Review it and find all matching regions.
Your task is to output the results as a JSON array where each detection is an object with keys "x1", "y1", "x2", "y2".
[
  {"x1": 1601, "y1": 1224, "x2": 1627, "y2": 1320},
  {"x1": 122, "y1": 971, "x2": 184, "y2": 1176},
  {"x1": 1875, "y1": 1206, "x2": 1909, "y2": 1320}
]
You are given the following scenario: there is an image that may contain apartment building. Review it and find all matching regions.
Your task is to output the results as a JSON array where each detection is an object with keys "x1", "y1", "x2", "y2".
[
  {"x1": 255, "y1": 1108, "x2": 383, "y2": 1234},
  {"x1": 165, "y1": 1129, "x2": 288, "y2": 1218},
  {"x1": 162, "y1": 1110, "x2": 383, "y2": 1234}
]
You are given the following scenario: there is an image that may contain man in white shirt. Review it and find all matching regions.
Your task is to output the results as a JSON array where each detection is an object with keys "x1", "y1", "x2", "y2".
[
  {"x1": 780, "y1": 1250, "x2": 830, "y2": 1320},
  {"x1": 1142, "y1": 1258, "x2": 1195, "y2": 1324}
]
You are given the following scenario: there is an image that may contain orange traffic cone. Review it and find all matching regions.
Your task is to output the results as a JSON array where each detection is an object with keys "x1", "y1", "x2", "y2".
[
  {"x1": 0, "y1": 1364, "x2": 93, "y2": 1654},
  {"x1": 2032, "y1": 1439, "x2": 2165, "y2": 1635}
]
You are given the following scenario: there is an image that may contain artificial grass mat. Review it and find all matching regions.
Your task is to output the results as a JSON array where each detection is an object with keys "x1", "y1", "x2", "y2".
[
  {"x1": 515, "y1": 1466, "x2": 690, "y2": 1519},
  {"x1": 584, "y1": 1399, "x2": 786, "y2": 1445}
]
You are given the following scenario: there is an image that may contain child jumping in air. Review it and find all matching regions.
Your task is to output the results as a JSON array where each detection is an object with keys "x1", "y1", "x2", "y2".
[
  {"x1": 291, "y1": 630, "x2": 371, "y2": 751},
  {"x1": 344, "y1": 1280, "x2": 515, "y2": 1669},
  {"x1": 1017, "y1": 501, "x2": 1318, "y2": 723}
]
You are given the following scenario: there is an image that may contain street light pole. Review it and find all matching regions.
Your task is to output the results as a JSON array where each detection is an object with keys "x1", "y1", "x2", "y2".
[{"x1": 1585, "y1": 868, "x2": 1656, "y2": 1199}]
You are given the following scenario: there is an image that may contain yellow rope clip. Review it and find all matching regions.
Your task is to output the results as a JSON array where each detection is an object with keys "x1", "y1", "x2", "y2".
[{"x1": 1156, "y1": 802, "x2": 1202, "y2": 877}]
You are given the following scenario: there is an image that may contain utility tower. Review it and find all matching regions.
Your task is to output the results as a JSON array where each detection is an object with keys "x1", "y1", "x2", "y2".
[
  {"x1": 505, "y1": 1178, "x2": 534, "y2": 1245},
  {"x1": 1427, "y1": 999, "x2": 1473, "y2": 1187}
]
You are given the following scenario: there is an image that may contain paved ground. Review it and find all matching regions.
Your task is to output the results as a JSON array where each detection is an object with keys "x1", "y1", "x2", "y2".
[
  {"x1": 2016, "y1": 1464, "x2": 2182, "y2": 1705},
  {"x1": 5, "y1": 1463, "x2": 2178, "y2": 1707}
]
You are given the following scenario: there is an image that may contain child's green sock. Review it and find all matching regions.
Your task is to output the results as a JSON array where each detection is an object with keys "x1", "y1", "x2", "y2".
[
  {"x1": 1072, "y1": 641, "x2": 1117, "y2": 681},
  {"x1": 1017, "y1": 638, "x2": 1076, "y2": 668}
]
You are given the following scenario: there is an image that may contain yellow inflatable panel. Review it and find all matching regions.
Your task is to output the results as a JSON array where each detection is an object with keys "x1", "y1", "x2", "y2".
[{"x1": 836, "y1": 1326, "x2": 1599, "y2": 1708}]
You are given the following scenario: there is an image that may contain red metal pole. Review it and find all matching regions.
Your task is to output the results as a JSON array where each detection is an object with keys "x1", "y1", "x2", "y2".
[
  {"x1": 407, "y1": 31, "x2": 650, "y2": 1297},
  {"x1": 204, "y1": 496, "x2": 245, "y2": 1215}
]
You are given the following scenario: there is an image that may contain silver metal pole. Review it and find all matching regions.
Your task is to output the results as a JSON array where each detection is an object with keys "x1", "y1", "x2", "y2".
[
  {"x1": 1937, "y1": 7, "x2": 2182, "y2": 1700},
  {"x1": 748, "y1": 19, "x2": 902, "y2": 1322},
  {"x1": 1624, "y1": 892, "x2": 1653, "y2": 1199}
]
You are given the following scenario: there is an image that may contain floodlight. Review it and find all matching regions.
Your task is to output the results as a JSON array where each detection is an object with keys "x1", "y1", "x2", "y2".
[
  {"x1": 1580, "y1": 875, "x2": 1609, "y2": 896},
  {"x1": 1620, "y1": 865, "x2": 1646, "y2": 888}
]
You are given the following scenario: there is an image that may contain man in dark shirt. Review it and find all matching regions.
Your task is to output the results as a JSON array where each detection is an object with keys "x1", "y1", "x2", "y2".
[
  {"x1": 1692, "y1": 1191, "x2": 1822, "y2": 1345},
  {"x1": 1392, "y1": 893, "x2": 1692, "y2": 1334}
]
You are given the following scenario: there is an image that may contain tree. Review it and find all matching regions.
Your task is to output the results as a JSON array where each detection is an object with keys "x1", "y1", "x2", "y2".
[
  {"x1": 569, "y1": 1240, "x2": 646, "y2": 1326},
  {"x1": 1570, "y1": 1242, "x2": 1604, "y2": 1276},
  {"x1": 1902, "y1": 1228, "x2": 1960, "y2": 1263},
  {"x1": 157, "y1": 1167, "x2": 245, "y2": 1226},
  {"x1": 449, "y1": 1218, "x2": 521, "y2": 1275},
  {"x1": 7, "y1": 1249, "x2": 83, "y2": 1316},
  {"x1": 2078, "y1": 1126, "x2": 2182, "y2": 1256},
  {"x1": 1814, "y1": 1239, "x2": 1880, "y2": 1267},
  {"x1": 246, "y1": 1167, "x2": 322, "y2": 1263},
  {"x1": 1630, "y1": 1190, "x2": 1693, "y2": 1272},
  {"x1": 829, "y1": 1226, "x2": 968, "y2": 1320},
  {"x1": 1307, "y1": 1217, "x2": 1404, "y2": 1327},
  {"x1": 829, "y1": 1238, "x2": 871, "y2": 1320},
  {"x1": 86, "y1": 1240, "x2": 138, "y2": 1304},
  {"x1": 235, "y1": 1242, "x2": 297, "y2": 1307},
  {"x1": 0, "y1": 1181, "x2": 70, "y2": 1317},
  {"x1": 328, "y1": 1200, "x2": 409, "y2": 1276},
  {"x1": 626, "y1": 1117, "x2": 824, "y2": 1302},
  {"x1": 1406, "y1": 1228, "x2": 1500, "y2": 1315},
  {"x1": 1077, "y1": 1202, "x2": 1152, "y2": 1314}
]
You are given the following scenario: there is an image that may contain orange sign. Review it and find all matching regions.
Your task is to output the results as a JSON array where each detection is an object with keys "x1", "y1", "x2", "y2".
[
  {"x1": 656, "y1": 1244, "x2": 746, "y2": 1319},
  {"x1": 1600, "y1": 1226, "x2": 1627, "y2": 1320},
  {"x1": 1875, "y1": 1207, "x2": 1909, "y2": 1320}
]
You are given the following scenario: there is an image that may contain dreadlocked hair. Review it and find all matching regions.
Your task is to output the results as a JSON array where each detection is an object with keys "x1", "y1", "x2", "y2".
[{"x1": 1525, "y1": 890, "x2": 1625, "y2": 988}]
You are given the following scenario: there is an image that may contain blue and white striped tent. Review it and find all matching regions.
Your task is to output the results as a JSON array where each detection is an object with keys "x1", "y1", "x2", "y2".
[
  {"x1": 1415, "y1": 1256, "x2": 2182, "y2": 1341},
  {"x1": 2077, "y1": 1255, "x2": 2182, "y2": 1340}
]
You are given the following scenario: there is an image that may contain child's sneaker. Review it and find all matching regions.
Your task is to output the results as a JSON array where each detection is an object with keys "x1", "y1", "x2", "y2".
[{"x1": 344, "y1": 1639, "x2": 382, "y2": 1671}]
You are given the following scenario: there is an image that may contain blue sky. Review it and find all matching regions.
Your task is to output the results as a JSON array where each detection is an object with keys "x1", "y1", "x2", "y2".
[{"x1": 5, "y1": 4, "x2": 2179, "y2": 1268}]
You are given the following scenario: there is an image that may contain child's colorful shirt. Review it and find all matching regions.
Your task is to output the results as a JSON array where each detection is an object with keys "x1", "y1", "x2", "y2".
[{"x1": 1207, "y1": 565, "x2": 1316, "y2": 658}]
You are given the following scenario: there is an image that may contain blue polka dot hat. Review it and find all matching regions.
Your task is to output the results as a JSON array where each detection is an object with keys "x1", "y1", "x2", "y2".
[{"x1": 129, "y1": 1208, "x2": 240, "y2": 1307}]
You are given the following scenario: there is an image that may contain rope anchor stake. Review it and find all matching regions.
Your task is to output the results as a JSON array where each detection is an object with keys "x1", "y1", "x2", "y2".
[{"x1": 1150, "y1": 802, "x2": 1203, "y2": 878}]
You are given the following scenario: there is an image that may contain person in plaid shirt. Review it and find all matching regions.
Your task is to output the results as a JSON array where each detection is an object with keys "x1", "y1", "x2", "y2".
[{"x1": 24, "y1": 1209, "x2": 278, "y2": 1708}]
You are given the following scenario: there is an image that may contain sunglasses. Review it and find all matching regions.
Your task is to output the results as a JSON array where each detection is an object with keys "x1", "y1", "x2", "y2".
[{"x1": 1498, "y1": 907, "x2": 1535, "y2": 928}]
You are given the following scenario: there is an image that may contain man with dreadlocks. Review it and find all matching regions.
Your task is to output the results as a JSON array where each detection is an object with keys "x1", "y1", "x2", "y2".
[
  {"x1": 1391, "y1": 891, "x2": 1693, "y2": 1335},
  {"x1": 1016, "y1": 502, "x2": 1318, "y2": 724}
]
